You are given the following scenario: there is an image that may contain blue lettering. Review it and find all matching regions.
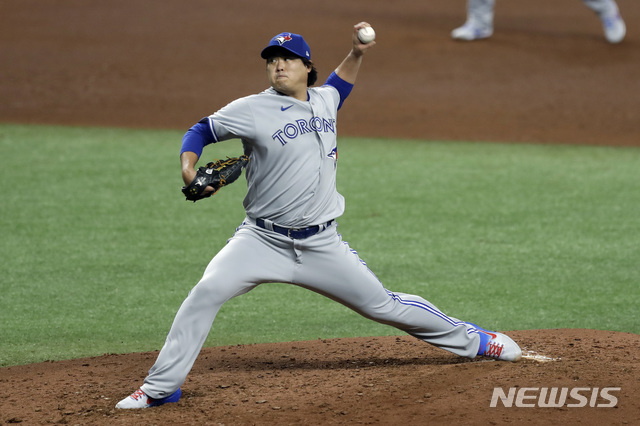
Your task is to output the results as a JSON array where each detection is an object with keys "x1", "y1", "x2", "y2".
[
  {"x1": 273, "y1": 116, "x2": 337, "y2": 145},
  {"x1": 272, "y1": 129, "x2": 287, "y2": 146},
  {"x1": 296, "y1": 119, "x2": 311, "y2": 135},
  {"x1": 283, "y1": 123, "x2": 299, "y2": 139},
  {"x1": 323, "y1": 118, "x2": 335, "y2": 133},
  {"x1": 310, "y1": 117, "x2": 323, "y2": 131}
]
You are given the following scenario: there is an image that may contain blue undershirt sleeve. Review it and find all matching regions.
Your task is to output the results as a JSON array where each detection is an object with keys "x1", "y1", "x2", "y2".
[
  {"x1": 324, "y1": 72, "x2": 354, "y2": 110},
  {"x1": 180, "y1": 119, "x2": 216, "y2": 157}
]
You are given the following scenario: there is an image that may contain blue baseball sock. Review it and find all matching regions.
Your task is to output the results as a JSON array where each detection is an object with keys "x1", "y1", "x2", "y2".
[
  {"x1": 467, "y1": 323, "x2": 492, "y2": 355},
  {"x1": 476, "y1": 330, "x2": 490, "y2": 355}
]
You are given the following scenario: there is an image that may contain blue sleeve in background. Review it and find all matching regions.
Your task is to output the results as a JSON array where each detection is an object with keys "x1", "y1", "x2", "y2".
[
  {"x1": 180, "y1": 119, "x2": 216, "y2": 157},
  {"x1": 324, "y1": 72, "x2": 354, "y2": 110}
]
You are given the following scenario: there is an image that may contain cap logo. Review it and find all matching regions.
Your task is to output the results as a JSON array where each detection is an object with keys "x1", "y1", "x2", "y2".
[{"x1": 275, "y1": 34, "x2": 293, "y2": 45}]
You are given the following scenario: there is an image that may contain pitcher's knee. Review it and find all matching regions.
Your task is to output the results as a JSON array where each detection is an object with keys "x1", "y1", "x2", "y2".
[{"x1": 189, "y1": 277, "x2": 256, "y2": 306}]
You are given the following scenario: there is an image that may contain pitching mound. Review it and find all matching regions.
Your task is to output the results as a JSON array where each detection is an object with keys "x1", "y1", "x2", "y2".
[{"x1": 1, "y1": 329, "x2": 638, "y2": 424}]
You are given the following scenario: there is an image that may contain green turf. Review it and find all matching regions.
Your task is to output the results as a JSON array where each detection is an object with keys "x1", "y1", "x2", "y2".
[{"x1": 1, "y1": 124, "x2": 638, "y2": 367}]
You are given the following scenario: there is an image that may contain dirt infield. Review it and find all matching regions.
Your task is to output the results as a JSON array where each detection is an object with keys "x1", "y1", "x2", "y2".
[
  {"x1": 1, "y1": 0, "x2": 639, "y2": 146},
  {"x1": 1, "y1": 0, "x2": 639, "y2": 424},
  {"x1": 2, "y1": 331, "x2": 639, "y2": 424}
]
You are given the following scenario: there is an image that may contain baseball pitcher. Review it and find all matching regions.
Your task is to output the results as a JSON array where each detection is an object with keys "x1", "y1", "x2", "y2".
[{"x1": 116, "y1": 22, "x2": 522, "y2": 409}]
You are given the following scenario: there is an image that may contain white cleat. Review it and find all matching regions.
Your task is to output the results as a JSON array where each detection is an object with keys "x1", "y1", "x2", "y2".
[
  {"x1": 468, "y1": 323, "x2": 522, "y2": 362},
  {"x1": 451, "y1": 23, "x2": 493, "y2": 41},
  {"x1": 480, "y1": 331, "x2": 522, "y2": 361},
  {"x1": 600, "y1": 13, "x2": 626, "y2": 44},
  {"x1": 115, "y1": 388, "x2": 182, "y2": 409}
]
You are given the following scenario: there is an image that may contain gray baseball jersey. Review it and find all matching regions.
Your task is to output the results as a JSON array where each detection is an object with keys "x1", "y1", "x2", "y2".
[{"x1": 203, "y1": 86, "x2": 343, "y2": 227}]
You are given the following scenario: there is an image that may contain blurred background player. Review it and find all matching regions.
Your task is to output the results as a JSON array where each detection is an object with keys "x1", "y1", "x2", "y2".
[{"x1": 452, "y1": 0, "x2": 626, "y2": 44}]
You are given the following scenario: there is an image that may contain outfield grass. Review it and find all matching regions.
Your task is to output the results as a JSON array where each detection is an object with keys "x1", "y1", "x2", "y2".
[{"x1": 1, "y1": 124, "x2": 638, "y2": 367}]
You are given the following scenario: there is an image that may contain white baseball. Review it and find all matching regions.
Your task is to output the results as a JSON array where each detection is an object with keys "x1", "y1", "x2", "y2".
[{"x1": 358, "y1": 26, "x2": 376, "y2": 44}]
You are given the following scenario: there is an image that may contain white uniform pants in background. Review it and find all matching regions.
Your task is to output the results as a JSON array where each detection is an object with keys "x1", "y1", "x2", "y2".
[{"x1": 465, "y1": 0, "x2": 622, "y2": 30}]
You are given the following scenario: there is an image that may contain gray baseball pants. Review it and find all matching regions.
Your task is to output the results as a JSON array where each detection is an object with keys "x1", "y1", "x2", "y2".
[{"x1": 141, "y1": 220, "x2": 481, "y2": 398}]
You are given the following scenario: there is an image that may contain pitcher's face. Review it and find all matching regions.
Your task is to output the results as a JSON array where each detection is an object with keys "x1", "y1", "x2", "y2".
[{"x1": 266, "y1": 55, "x2": 310, "y2": 100}]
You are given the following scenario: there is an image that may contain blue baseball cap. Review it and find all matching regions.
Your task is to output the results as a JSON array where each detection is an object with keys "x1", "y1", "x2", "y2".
[{"x1": 260, "y1": 32, "x2": 311, "y2": 60}]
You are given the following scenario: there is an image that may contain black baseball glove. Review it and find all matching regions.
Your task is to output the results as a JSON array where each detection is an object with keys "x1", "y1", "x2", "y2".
[{"x1": 181, "y1": 155, "x2": 250, "y2": 202}]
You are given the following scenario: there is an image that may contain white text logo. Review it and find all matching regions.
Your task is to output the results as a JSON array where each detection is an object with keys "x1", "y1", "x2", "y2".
[{"x1": 490, "y1": 387, "x2": 620, "y2": 408}]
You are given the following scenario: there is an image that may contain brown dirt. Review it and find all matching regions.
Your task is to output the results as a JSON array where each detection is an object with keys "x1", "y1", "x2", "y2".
[
  {"x1": 1, "y1": 0, "x2": 639, "y2": 424},
  {"x1": 1, "y1": 331, "x2": 639, "y2": 425},
  {"x1": 1, "y1": 0, "x2": 639, "y2": 146}
]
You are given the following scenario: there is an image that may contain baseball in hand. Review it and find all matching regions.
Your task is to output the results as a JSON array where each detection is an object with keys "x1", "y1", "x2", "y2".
[{"x1": 358, "y1": 26, "x2": 376, "y2": 44}]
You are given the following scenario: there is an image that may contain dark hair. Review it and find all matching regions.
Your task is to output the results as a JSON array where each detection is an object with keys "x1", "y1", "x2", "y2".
[{"x1": 303, "y1": 59, "x2": 318, "y2": 87}]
